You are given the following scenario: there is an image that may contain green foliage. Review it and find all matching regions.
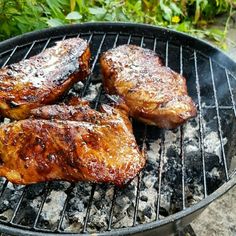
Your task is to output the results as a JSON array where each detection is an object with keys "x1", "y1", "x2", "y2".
[
  {"x1": 0, "y1": 0, "x2": 235, "y2": 46},
  {"x1": 0, "y1": 0, "x2": 48, "y2": 40}
]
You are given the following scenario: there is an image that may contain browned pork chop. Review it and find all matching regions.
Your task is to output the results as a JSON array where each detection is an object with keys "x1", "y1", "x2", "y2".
[
  {"x1": 100, "y1": 44, "x2": 197, "y2": 129},
  {"x1": 0, "y1": 104, "x2": 145, "y2": 187},
  {"x1": 0, "y1": 38, "x2": 90, "y2": 120}
]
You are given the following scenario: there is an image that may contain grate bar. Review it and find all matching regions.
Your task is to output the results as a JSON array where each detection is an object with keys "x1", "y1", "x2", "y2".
[
  {"x1": 179, "y1": 45, "x2": 186, "y2": 209},
  {"x1": 81, "y1": 33, "x2": 106, "y2": 97},
  {"x1": 132, "y1": 36, "x2": 146, "y2": 227},
  {"x1": 165, "y1": 41, "x2": 169, "y2": 67},
  {"x1": 113, "y1": 33, "x2": 119, "y2": 48},
  {"x1": 33, "y1": 183, "x2": 51, "y2": 229},
  {"x1": 82, "y1": 184, "x2": 96, "y2": 233},
  {"x1": 156, "y1": 40, "x2": 169, "y2": 219},
  {"x1": 153, "y1": 38, "x2": 157, "y2": 53},
  {"x1": 180, "y1": 126, "x2": 186, "y2": 209},
  {"x1": 209, "y1": 59, "x2": 229, "y2": 180},
  {"x1": 127, "y1": 35, "x2": 132, "y2": 45},
  {"x1": 9, "y1": 187, "x2": 27, "y2": 224},
  {"x1": 22, "y1": 41, "x2": 36, "y2": 59},
  {"x1": 203, "y1": 105, "x2": 235, "y2": 109},
  {"x1": 1, "y1": 46, "x2": 18, "y2": 67},
  {"x1": 225, "y1": 69, "x2": 236, "y2": 117},
  {"x1": 41, "y1": 38, "x2": 51, "y2": 52},
  {"x1": 180, "y1": 45, "x2": 183, "y2": 75},
  {"x1": 57, "y1": 183, "x2": 75, "y2": 232},
  {"x1": 0, "y1": 180, "x2": 8, "y2": 198},
  {"x1": 156, "y1": 131, "x2": 165, "y2": 220},
  {"x1": 133, "y1": 125, "x2": 147, "y2": 226},
  {"x1": 194, "y1": 50, "x2": 208, "y2": 198},
  {"x1": 107, "y1": 187, "x2": 117, "y2": 231}
]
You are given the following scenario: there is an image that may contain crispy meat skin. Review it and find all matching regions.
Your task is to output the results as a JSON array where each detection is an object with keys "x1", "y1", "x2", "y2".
[
  {"x1": 0, "y1": 105, "x2": 145, "y2": 187},
  {"x1": 0, "y1": 38, "x2": 90, "y2": 120},
  {"x1": 100, "y1": 45, "x2": 197, "y2": 129}
]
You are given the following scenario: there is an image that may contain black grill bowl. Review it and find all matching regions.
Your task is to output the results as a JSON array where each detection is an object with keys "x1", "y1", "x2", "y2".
[{"x1": 0, "y1": 23, "x2": 235, "y2": 236}]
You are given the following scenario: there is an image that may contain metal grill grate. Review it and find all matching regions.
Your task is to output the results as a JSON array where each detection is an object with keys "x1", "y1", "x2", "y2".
[{"x1": 0, "y1": 24, "x2": 235, "y2": 236}]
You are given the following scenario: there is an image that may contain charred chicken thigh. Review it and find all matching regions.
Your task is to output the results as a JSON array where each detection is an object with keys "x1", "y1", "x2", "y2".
[
  {"x1": 100, "y1": 44, "x2": 197, "y2": 129},
  {"x1": 0, "y1": 38, "x2": 90, "y2": 120}
]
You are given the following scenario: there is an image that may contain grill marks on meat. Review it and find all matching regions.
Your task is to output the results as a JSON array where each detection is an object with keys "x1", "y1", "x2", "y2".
[
  {"x1": 100, "y1": 45, "x2": 197, "y2": 129},
  {"x1": 0, "y1": 104, "x2": 145, "y2": 187},
  {"x1": 0, "y1": 38, "x2": 90, "y2": 120}
]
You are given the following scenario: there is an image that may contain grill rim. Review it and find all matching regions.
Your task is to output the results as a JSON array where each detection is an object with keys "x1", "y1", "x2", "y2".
[{"x1": 0, "y1": 22, "x2": 235, "y2": 236}]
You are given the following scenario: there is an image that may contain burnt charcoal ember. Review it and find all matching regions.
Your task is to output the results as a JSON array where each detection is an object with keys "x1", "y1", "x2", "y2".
[
  {"x1": 143, "y1": 206, "x2": 152, "y2": 219},
  {"x1": 160, "y1": 129, "x2": 182, "y2": 215},
  {"x1": 24, "y1": 183, "x2": 45, "y2": 199},
  {"x1": 185, "y1": 151, "x2": 204, "y2": 205},
  {"x1": 185, "y1": 151, "x2": 224, "y2": 204},
  {"x1": 140, "y1": 195, "x2": 148, "y2": 202},
  {"x1": 37, "y1": 190, "x2": 67, "y2": 229},
  {"x1": 50, "y1": 181, "x2": 71, "y2": 191},
  {"x1": 112, "y1": 178, "x2": 137, "y2": 228},
  {"x1": 136, "y1": 137, "x2": 160, "y2": 224},
  {"x1": 0, "y1": 200, "x2": 9, "y2": 213},
  {"x1": 61, "y1": 183, "x2": 92, "y2": 232},
  {"x1": 83, "y1": 83, "x2": 101, "y2": 101},
  {"x1": 73, "y1": 81, "x2": 84, "y2": 91},
  {"x1": 9, "y1": 184, "x2": 48, "y2": 227},
  {"x1": 205, "y1": 153, "x2": 225, "y2": 194},
  {"x1": 12, "y1": 203, "x2": 38, "y2": 226},
  {"x1": 0, "y1": 183, "x2": 24, "y2": 220},
  {"x1": 0, "y1": 177, "x2": 6, "y2": 192},
  {"x1": 87, "y1": 185, "x2": 114, "y2": 232}
]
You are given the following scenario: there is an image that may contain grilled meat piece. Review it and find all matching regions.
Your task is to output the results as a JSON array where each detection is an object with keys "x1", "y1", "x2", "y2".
[
  {"x1": 0, "y1": 105, "x2": 145, "y2": 187},
  {"x1": 100, "y1": 45, "x2": 197, "y2": 129},
  {"x1": 30, "y1": 103, "x2": 104, "y2": 124},
  {"x1": 0, "y1": 38, "x2": 90, "y2": 120}
]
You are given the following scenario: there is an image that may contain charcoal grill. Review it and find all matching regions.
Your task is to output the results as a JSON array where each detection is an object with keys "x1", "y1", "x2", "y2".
[{"x1": 0, "y1": 23, "x2": 235, "y2": 236}]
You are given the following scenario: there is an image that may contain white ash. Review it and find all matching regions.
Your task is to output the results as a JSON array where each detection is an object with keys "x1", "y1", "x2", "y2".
[
  {"x1": 62, "y1": 182, "x2": 92, "y2": 232},
  {"x1": 137, "y1": 139, "x2": 160, "y2": 223},
  {"x1": 112, "y1": 178, "x2": 138, "y2": 229},
  {"x1": 204, "y1": 131, "x2": 227, "y2": 161},
  {"x1": 208, "y1": 167, "x2": 221, "y2": 178},
  {"x1": 184, "y1": 119, "x2": 199, "y2": 154},
  {"x1": 83, "y1": 83, "x2": 101, "y2": 101},
  {"x1": 3, "y1": 118, "x2": 11, "y2": 124},
  {"x1": 40, "y1": 190, "x2": 67, "y2": 227},
  {"x1": 0, "y1": 209, "x2": 13, "y2": 222},
  {"x1": 86, "y1": 185, "x2": 114, "y2": 232},
  {"x1": 0, "y1": 181, "x2": 25, "y2": 221},
  {"x1": 229, "y1": 155, "x2": 236, "y2": 174},
  {"x1": 30, "y1": 196, "x2": 44, "y2": 210},
  {"x1": 73, "y1": 81, "x2": 84, "y2": 91}
]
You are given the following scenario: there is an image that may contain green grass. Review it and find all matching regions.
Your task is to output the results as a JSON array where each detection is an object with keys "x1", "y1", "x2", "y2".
[{"x1": 0, "y1": 0, "x2": 235, "y2": 47}]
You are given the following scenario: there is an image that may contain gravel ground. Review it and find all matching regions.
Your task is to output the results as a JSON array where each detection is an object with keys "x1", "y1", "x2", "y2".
[
  {"x1": 191, "y1": 16, "x2": 236, "y2": 236},
  {"x1": 192, "y1": 186, "x2": 236, "y2": 236}
]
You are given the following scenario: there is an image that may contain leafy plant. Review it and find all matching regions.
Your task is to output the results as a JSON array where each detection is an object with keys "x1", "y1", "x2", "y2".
[
  {"x1": 0, "y1": 0, "x2": 48, "y2": 40},
  {"x1": 0, "y1": 0, "x2": 235, "y2": 47}
]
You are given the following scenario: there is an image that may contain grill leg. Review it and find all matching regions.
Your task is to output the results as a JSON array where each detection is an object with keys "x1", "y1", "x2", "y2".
[{"x1": 175, "y1": 224, "x2": 197, "y2": 236}]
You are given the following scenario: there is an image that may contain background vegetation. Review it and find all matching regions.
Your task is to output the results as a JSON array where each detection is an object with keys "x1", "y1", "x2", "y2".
[{"x1": 0, "y1": 0, "x2": 236, "y2": 47}]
